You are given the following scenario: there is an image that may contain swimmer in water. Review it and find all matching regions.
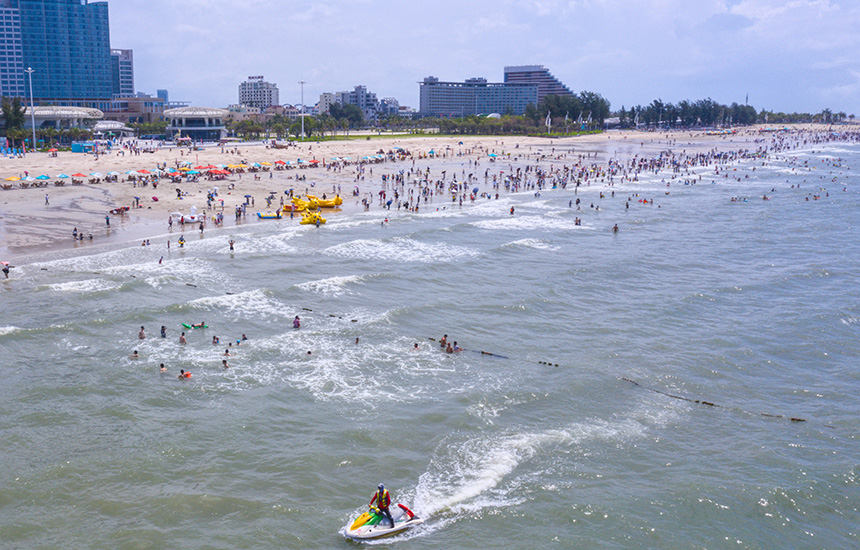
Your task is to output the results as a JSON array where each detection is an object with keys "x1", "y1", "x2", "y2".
[
  {"x1": 139, "y1": 326, "x2": 146, "y2": 339},
  {"x1": 440, "y1": 334, "x2": 447, "y2": 348},
  {"x1": 293, "y1": 316, "x2": 301, "y2": 329},
  {"x1": 223, "y1": 349, "x2": 233, "y2": 356},
  {"x1": 179, "y1": 332, "x2": 187, "y2": 344},
  {"x1": 160, "y1": 326, "x2": 166, "y2": 338},
  {"x1": 192, "y1": 321, "x2": 205, "y2": 328},
  {"x1": 178, "y1": 369, "x2": 191, "y2": 379},
  {"x1": 159, "y1": 363, "x2": 167, "y2": 373},
  {"x1": 222, "y1": 359, "x2": 229, "y2": 369},
  {"x1": 446, "y1": 343, "x2": 454, "y2": 353},
  {"x1": 130, "y1": 350, "x2": 139, "y2": 359}
]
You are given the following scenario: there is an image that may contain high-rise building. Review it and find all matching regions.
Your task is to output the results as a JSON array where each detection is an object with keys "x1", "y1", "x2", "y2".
[
  {"x1": 111, "y1": 49, "x2": 134, "y2": 97},
  {"x1": 0, "y1": 2, "x2": 24, "y2": 97},
  {"x1": 342, "y1": 85, "x2": 379, "y2": 121},
  {"x1": 238, "y1": 76, "x2": 279, "y2": 109},
  {"x1": 0, "y1": 0, "x2": 113, "y2": 100},
  {"x1": 503, "y1": 65, "x2": 573, "y2": 104},
  {"x1": 419, "y1": 76, "x2": 538, "y2": 117},
  {"x1": 157, "y1": 89, "x2": 169, "y2": 103},
  {"x1": 318, "y1": 92, "x2": 336, "y2": 115}
]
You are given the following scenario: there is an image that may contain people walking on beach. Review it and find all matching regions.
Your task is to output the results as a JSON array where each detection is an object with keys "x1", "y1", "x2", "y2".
[
  {"x1": 45, "y1": 193, "x2": 49, "y2": 205},
  {"x1": 105, "y1": 215, "x2": 110, "y2": 227}
]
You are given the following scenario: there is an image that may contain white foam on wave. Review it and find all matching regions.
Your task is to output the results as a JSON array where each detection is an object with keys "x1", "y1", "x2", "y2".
[
  {"x1": 295, "y1": 274, "x2": 367, "y2": 297},
  {"x1": 470, "y1": 215, "x2": 577, "y2": 232},
  {"x1": 188, "y1": 289, "x2": 287, "y2": 319},
  {"x1": 396, "y1": 405, "x2": 674, "y2": 541},
  {"x1": 499, "y1": 238, "x2": 560, "y2": 252},
  {"x1": 47, "y1": 278, "x2": 120, "y2": 293},
  {"x1": 104, "y1": 257, "x2": 232, "y2": 289},
  {"x1": 323, "y1": 237, "x2": 479, "y2": 263},
  {"x1": 0, "y1": 326, "x2": 21, "y2": 336}
]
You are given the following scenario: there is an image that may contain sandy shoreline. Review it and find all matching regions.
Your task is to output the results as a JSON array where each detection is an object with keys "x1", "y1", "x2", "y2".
[{"x1": 0, "y1": 126, "x2": 831, "y2": 262}]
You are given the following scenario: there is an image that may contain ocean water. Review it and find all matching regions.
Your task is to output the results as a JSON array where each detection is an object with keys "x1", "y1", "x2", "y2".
[{"x1": 1, "y1": 141, "x2": 858, "y2": 549}]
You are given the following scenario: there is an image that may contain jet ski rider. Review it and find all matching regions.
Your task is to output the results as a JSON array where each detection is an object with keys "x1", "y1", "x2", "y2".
[{"x1": 370, "y1": 483, "x2": 393, "y2": 527}]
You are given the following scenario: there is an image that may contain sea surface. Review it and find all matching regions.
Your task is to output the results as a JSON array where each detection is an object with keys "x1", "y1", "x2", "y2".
[{"x1": 1, "y1": 141, "x2": 858, "y2": 549}]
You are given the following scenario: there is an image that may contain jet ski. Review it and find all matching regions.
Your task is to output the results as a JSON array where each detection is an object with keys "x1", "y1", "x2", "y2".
[{"x1": 344, "y1": 503, "x2": 424, "y2": 540}]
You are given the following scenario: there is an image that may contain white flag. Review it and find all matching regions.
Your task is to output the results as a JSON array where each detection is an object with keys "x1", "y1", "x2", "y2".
[{"x1": 586, "y1": 111, "x2": 592, "y2": 124}]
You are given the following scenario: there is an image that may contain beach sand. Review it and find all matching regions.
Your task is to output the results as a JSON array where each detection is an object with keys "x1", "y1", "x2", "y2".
[{"x1": 0, "y1": 127, "x2": 809, "y2": 260}]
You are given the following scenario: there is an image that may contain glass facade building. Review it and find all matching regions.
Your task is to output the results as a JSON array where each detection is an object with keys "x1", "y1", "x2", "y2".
[
  {"x1": 111, "y1": 48, "x2": 134, "y2": 97},
  {"x1": 419, "y1": 76, "x2": 538, "y2": 118},
  {"x1": 0, "y1": 0, "x2": 112, "y2": 100}
]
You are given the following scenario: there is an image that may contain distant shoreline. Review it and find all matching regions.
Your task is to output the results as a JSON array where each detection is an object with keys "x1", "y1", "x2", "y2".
[{"x1": 0, "y1": 124, "x2": 844, "y2": 262}]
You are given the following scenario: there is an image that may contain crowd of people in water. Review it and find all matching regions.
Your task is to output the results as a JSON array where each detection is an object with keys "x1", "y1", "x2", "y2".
[{"x1": 131, "y1": 324, "x2": 250, "y2": 379}]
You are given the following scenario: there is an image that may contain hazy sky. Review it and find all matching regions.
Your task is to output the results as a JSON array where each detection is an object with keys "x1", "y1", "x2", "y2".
[{"x1": 110, "y1": 0, "x2": 860, "y2": 114}]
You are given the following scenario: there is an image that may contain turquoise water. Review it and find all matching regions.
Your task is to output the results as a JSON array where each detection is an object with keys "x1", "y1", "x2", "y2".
[{"x1": 1, "y1": 139, "x2": 858, "y2": 549}]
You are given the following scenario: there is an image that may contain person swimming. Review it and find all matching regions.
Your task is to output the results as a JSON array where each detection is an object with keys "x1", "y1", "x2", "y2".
[
  {"x1": 159, "y1": 363, "x2": 167, "y2": 373},
  {"x1": 130, "y1": 350, "x2": 139, "y2": 359},
  {"x1": 178, "y1": 369, "x2": 191, "y2": 379}
]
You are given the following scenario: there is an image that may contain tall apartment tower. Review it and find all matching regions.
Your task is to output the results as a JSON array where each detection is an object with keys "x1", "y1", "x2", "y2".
[
  {"x1": 238, "y1": 76, "x2": 279, "y2": 109},
  {"x1": 504, "y1": 65, "x2": 573, "y2": 104},
  {"x1": 0, "y1": 0, "x2": 112, "y2": 100},
  {"x1": 111, "y1": 48, "x2": 134, "y2": 97}
]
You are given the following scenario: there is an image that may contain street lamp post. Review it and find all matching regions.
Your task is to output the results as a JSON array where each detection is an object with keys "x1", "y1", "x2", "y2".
[
  {"x1": 299, "y1": 80, "x2": 306, "y2": 140},
  {"x1": 25, "y1": 67, "x2": 36, "y2": 152}
]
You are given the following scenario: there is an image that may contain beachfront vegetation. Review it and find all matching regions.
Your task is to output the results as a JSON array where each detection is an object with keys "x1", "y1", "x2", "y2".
[
  {"x1": 2, "y1": 96, "x2": 26, "y2": 146},
  {"x1": 619, "y1": 98, "x2": 854, "y2": 128}
]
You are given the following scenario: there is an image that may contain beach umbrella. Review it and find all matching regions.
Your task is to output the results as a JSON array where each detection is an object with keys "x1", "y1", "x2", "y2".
[
  {"x1": 48, "y1": 148, "x2": 57, "y2": 152},
  {"x1": 180, "y1": 161, "x2": 192, "y2": 165},
  {"x1": 125, "y1": 171, "x2": 138, "y2": 175},
  {"x1": 23, "y1": 176, "x2": 35, "y2": 182},
  {"x1": 342, "y1": 157, "x2": 351, "y2": 160},
  {"x1": 5, "y1": 176, "x2": 20, "y2": 181},
  {"x1": 309, "y1": 160, "x2": 320, "y2": 164},
  {"x1": 107, "y1": 171, "x2": 119, "y2": 176},
  {"x1": 274, "y1": 160, "x2": 286, "y2": 165},
  {"x1": 36, "y1": 174, "x2": 50, "y2": 180},
  {"x1": 138, "y1": 169, "x2": 151, "y2": 175},
  {"x1": 72, "y1": 173, "x2": 87, "y2": 178},
  {"x1": 330, "y1": 157, "x2": 340, "y2": 161},
  {"x1": 488, "y1": 153, "x2": 497, "y2": 157},
  {"x1": 253, "y1": 163, "x2": 262, "y2": 168},
  {"x1": 362, "y1": 156, "x2": 370, "y2": 160},
  {"x1": 473, "y1": 187, "x2": 479, "y2": 194},
  {"x1": 186, "y1": 170, "x2": 200, "y2": 175},
  {"x1": 244, "y1": 194, "x2": 252, "y2": 198},
  {"x1": 261, "y1": 162, "x2": 273, "y2": 166},
  {"x1": 90, "y1": 172, "x2": 104, "y2": 178},
  {"x1": 57, "y1": 174, "x2": 69, "y2": 179}
]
